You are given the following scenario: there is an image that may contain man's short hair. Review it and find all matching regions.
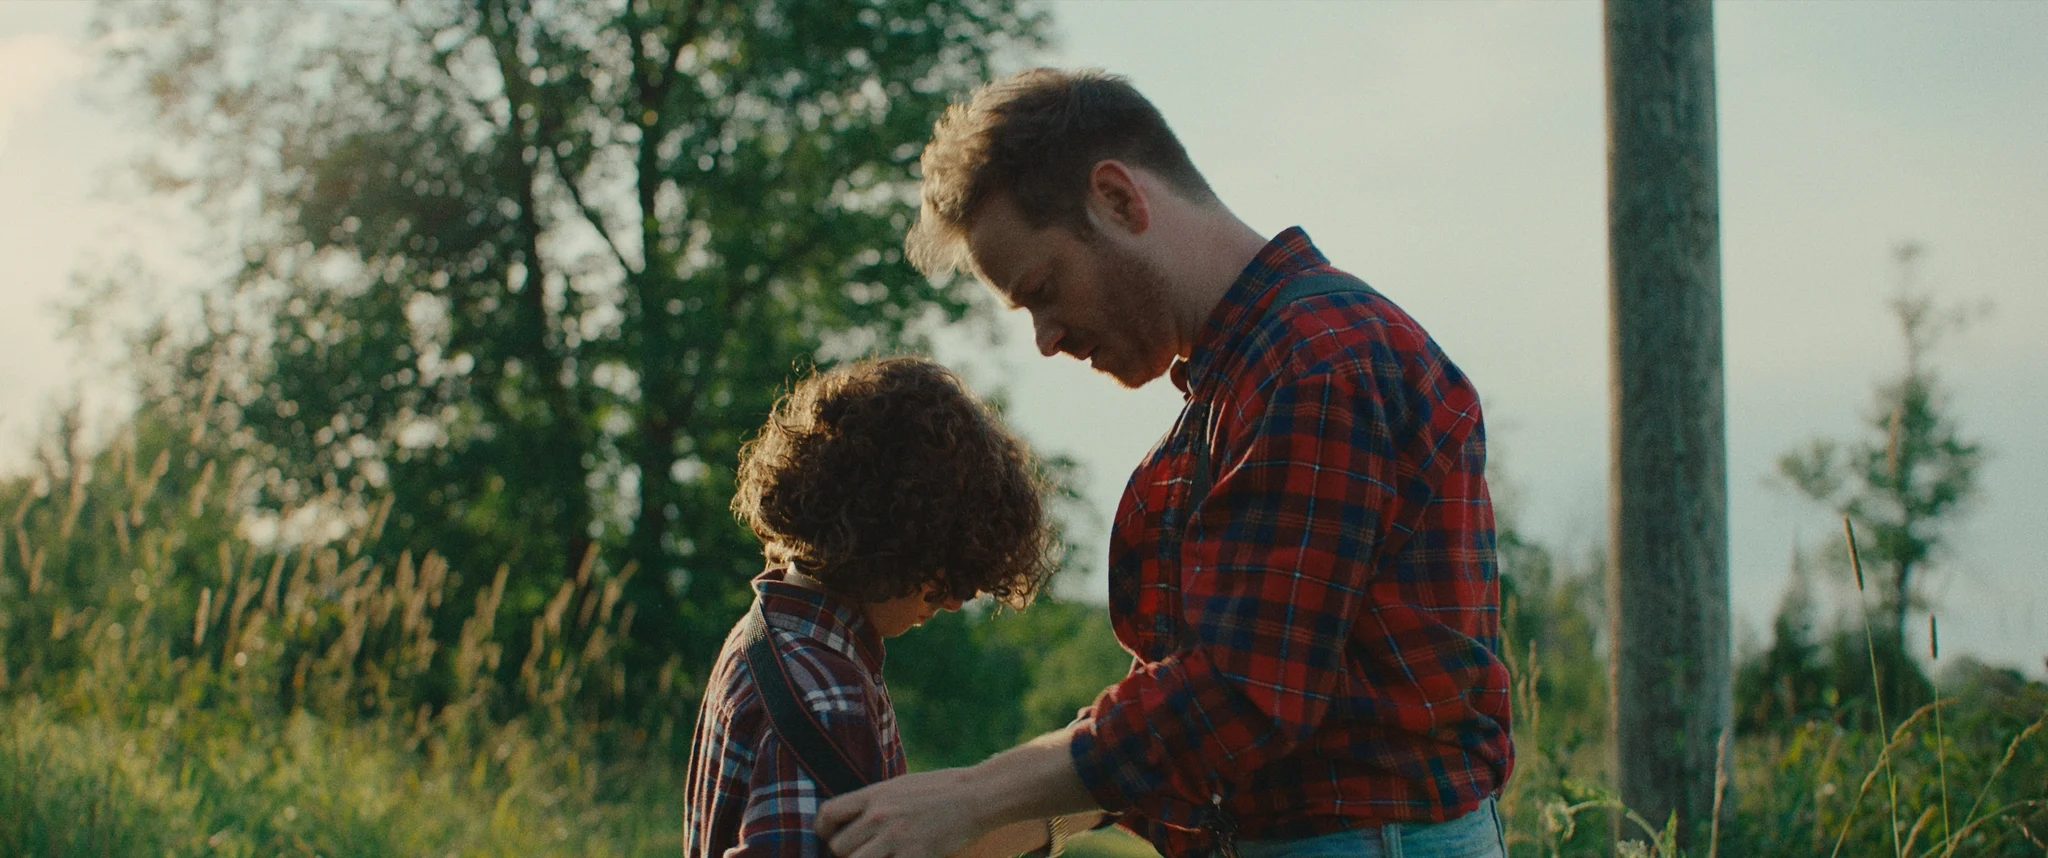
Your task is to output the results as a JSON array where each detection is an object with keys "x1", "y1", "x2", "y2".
[
  {"x1": 731, "y1": 355, "x2": 1053, "y2": 609},
  {"x1": 906, "y1": 67, "x2": 1216, "y2": 278}
]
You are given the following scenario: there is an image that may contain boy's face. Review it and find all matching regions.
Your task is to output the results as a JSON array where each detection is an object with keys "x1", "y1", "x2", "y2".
[{"x1": 864, "y1": 582, "x2": 968, "y2": 638}]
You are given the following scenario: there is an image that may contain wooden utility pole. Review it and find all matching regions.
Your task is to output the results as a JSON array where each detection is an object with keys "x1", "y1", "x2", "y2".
[{"x1": 1605, "y1": 0, "x2": 1731, "y2": 849}]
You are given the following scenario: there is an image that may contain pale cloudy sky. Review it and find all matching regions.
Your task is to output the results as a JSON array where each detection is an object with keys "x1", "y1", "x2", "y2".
[
  {"x1": 2, "y1": 2, "x2": 2042, "y2": 676},
  {"x1": 0, "y1": 31, "x2": 80, "y2": 158}
]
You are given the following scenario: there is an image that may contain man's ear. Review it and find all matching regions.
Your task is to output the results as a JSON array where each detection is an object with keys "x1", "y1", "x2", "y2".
[{"x1": 1085, "y1": 160, "x2": 1150, "y2": 236}]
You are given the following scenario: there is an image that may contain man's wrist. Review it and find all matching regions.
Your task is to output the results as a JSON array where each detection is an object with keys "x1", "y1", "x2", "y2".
[{"x1": 1043, "y1": 814, "x2": 1072, "y2": 858}]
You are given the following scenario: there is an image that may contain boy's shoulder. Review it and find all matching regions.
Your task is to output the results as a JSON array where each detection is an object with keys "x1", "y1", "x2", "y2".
[{"x1": 744, "y1": 619, "x2": 888, "y2": 720}]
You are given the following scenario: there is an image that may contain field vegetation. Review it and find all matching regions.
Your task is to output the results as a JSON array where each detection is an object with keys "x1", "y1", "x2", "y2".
[
  {"x1": 5, "y1": 4, "x2": 2038, "y2": 856},
  {"x1": 2, "y1": 401, "x2": 2039, "y2": 857}
]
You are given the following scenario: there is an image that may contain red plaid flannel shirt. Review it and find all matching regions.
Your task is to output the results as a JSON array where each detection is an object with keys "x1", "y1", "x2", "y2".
[
  {"x1": 685, "y1": 569, "x2": 905, "y2": 858},
  {"x1": 1070, "y1": 228, "x2": 1514, "y2": 854}
]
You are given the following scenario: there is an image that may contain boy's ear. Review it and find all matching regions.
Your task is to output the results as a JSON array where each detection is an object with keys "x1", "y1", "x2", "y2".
[{"x1": 1085, "y1": 160, "x2": 1150, "y2": 236}]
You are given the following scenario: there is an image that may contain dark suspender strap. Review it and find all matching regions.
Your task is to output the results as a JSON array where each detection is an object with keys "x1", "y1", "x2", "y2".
[
  {"x1": 1273, "y1": 271, "x2": 1379, "y2": 307},
  {"x1": 1186, "y1": 271, "x2": 1378, "y2": 510},
  {"x1": 741, "y1": 602, "x2": 872, "y2": 798}
]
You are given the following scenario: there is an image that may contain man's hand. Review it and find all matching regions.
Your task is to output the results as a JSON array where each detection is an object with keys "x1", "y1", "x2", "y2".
[
  {"x1": 818, "y1": 727, "x2": 1100, "y2": 858},
  {"x1": 817, "y1": 768, "x2": 987, "y2": 858}
]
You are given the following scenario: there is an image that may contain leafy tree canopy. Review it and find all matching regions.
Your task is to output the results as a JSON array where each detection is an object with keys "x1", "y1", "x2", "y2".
[{"x1": 94, "y1": 0, "x2": 1048, "y2": 729}]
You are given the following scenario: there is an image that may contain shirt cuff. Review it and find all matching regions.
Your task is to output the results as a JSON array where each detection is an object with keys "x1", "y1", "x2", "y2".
[{"x1": 1066, "y1": 677, "x2": 1212, "y2": 832}]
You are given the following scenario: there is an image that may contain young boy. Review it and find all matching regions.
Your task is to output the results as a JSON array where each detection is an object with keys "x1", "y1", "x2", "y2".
[{"x1": 684, "y1": 356, "x2": 1069, "y2": 858}]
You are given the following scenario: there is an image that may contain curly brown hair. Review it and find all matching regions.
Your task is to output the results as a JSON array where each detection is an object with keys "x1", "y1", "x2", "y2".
[
  {"x1": 906, "y1": 67, "x2": 1217, "y2": 279},
  {"x1": 731, "y1": 356, "x2": 1054, "y2": 609}
]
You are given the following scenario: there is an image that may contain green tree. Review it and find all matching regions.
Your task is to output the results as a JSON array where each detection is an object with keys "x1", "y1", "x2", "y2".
[
  {"x1": 1767, "y1": 243, "x2": 1983, "y2": 729},
  {"x1": 1778, "y1": 243, "x2": 1985, "y2": 647},
  {"x1": 888, "y1": 599, "x2": 1131, "y2": 769},
  {"x1": 1733, "y1": 546, "x2": 1833, "y2": 732},
  {"x1": 97, "y1": 0, "x2": 1047, "y2": 724}
]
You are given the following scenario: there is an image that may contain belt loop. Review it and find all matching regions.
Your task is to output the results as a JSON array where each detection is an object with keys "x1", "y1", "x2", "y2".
[{"x1": 1380, "y1": 819, "x2": 1401, "y2": 858}]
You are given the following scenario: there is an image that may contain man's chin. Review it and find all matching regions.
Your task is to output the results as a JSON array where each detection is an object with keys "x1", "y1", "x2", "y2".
[{"x1": 1095, "y1": 357, "x2": 1167, "y2": 390}]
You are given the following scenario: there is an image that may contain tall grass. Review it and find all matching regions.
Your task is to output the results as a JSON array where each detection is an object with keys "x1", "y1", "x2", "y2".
[
  {"x1": 3, "y1": 412, "x2": 2042, "y2": 857},
  {"x1": 1495, "y1": 644, "x2": 2045, "y2": 858},
  {"x1": 1930, "y1": 613, "x2": 1953, "y2": 847},
  {"x1": 1840, "y1": 517, "x2": 1903, "y2": 858},
  {"x1": 0, "y1": 412, "x2": 686, "y2": 856},
  {"x1": 1496, "y1": 531, "x2": 2047, "y2": 858}
]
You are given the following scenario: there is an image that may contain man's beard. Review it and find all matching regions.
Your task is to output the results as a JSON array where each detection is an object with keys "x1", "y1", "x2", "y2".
[{"x1": 1092, "y1": 240, "x2": 1179, "y2": 390}]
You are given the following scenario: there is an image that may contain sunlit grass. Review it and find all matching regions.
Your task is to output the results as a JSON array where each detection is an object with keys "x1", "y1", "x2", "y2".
[
  {"x1": 2, "y1": 420, "x2": 2041, "y2": 857},
  {"x1": 1, "y1": 418, "x2": 683, "y2": 857}
]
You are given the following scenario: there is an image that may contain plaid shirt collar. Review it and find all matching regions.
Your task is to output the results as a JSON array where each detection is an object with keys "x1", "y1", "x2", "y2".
[
  {"x1": 754, "y1": 566, "x2": 886, "y2": 674},
  {"x1": 1170, "y1": 226, "x2": 1330, "y2": 399}
]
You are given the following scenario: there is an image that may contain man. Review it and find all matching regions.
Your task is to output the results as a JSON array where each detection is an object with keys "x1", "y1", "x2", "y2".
[{"x1": 818, "y1": 68, "x2": 1513, "y2": 858}]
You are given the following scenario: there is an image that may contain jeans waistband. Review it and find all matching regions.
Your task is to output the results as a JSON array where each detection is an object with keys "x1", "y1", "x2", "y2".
[{"x1": 1231, "y1": 797, "x2": 1504, "y2": 858}]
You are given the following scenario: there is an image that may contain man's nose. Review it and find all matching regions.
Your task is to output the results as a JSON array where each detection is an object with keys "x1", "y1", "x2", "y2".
[{"x1": 1032, "y1": 313, "x2": 1066, "y2": 357}]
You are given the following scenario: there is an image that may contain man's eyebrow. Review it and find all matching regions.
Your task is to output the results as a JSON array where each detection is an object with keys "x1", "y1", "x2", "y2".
[{"x1": 975, "y1": 259, "x2": 1030, "y2": 311}]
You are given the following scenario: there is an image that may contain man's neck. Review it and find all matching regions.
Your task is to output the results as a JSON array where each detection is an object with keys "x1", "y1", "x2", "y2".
[{"x1": 1165, "y1": 210, "x2": 1270, "y2": 358}]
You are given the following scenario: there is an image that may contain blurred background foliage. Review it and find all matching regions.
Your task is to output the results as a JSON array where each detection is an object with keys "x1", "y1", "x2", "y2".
[
  {"x1": 1, "y1": 1, "x2": 2039, "y2": 856},
  {"x1": 89, "y1": 0, "x2": 1051, "y2": 744}
]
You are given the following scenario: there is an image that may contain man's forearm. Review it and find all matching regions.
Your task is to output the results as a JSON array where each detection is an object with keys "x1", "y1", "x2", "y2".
[
  {"x1": 815, "y1": 723, "x2": 1107, "y2": 858},
  {"x1": 961, "y1": 725, "x2": 1104, "y2": 828}
]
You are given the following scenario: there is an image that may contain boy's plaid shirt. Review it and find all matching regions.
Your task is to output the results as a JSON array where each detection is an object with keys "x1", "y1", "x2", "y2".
[
  {"x1": 685, "y1": 570, "x2": 904, "y2": 858},
  {"x1": 1070, "y1": 228, "x2": 1515, "y2": 855}
]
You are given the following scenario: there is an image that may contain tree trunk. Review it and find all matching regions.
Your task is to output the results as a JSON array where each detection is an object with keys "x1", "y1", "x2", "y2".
[
  {"x1": 624, "y1": 7, "x2": 689, "y2": 651},
  {"x1": 1605, "y1": 0, "x2": 1732, "y2": 849},
  {"x1": 486, "y1": 0, "x2": 595, "y2": 583}
]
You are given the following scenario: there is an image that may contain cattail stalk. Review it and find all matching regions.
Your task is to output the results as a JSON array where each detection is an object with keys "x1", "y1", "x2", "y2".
[
  {"x1": 1836, "y1": 517, "x2": 1901, "y2": 858},
  {"x1": 1930, "y1": 614, "x2": 1951, "y2": 848}
]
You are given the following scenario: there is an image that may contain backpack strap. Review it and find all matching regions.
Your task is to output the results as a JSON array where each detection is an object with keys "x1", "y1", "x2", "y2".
[
  {"x1": 1186, "y1": 271, "x2": 1377, "y2": 510},
  {"x1": 741, "y1": 602, "x2": 872, "y2": 798}
]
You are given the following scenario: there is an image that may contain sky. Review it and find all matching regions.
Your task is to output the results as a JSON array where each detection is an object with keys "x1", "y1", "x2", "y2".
[{"x1": 2, "y1": 2, "x2": 2042, "y2": 677}]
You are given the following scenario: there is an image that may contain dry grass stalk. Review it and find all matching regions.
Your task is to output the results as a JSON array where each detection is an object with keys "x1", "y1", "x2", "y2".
[
  {"x1": 1940, "y1": 711, "x2": 2048, "y2": 858},
  {"x1": 1935, "y1": 799, "x2": 2048, "y2": 858},
  {"x1": 1831, "y1": 700, "x2": 1943, "y2": 858},
  {"x1": 1930, "y1": 614, "x2": 1952, "y2": 848},
  {"x1": 1709, "y1": 727, "x2": 1729, "y2": 858},
  {"x1": 1900, "y1": 804, "x2": 1940, "y2": 857},
  {"x1": 1841, "y1": 516, "x2": 1904, "y2": 858},
  {"x1": 192, "y1": 587, "x2": 212, "y2": 649}
]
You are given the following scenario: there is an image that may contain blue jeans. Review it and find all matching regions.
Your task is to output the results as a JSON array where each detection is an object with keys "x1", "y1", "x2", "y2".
[{"x1": 1232, "y1": 798, "x2": 1506, "y2": 858}]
